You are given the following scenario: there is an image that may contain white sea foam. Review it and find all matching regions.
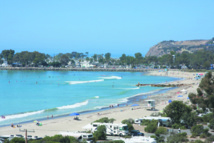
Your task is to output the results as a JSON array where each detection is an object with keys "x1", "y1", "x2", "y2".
[
  {"x1": 117, "y1": 87, "x2": 140, "y2": 90},
  {"x1": 0, "y1": 110, "x2": 44, "y2": 122},
  {"x1": 57, "y1": 100, "x2": 88, "y2": 110},
  {"x1": 119, "y1": 98, "x2": 129, "y2": 103},
  {"x1": 99, "y1": 76, "x2": 122, "y2": 80},
  {"x1": 65, "y1": 79, "x2": 104, "y2": 85},
  {"x1": 94, "y1": 96, "x2": 99, "y2": 99},
  {"x1": 94, "y1": 106, "x2": 105, "y2": 109}
]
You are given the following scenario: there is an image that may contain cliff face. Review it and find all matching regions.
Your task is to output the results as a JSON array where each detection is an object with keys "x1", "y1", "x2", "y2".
[{"x1": 145, "y1": 39, "x2": 213, "y2": 57}]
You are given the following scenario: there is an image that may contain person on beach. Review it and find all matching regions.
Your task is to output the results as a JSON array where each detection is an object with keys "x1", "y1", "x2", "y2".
[
  {"x1": 11, "y1": 123, "x2": 14, "y2": 127},
  {"x1": 52, "y1": 115, "x2": 53, "y2": 118}
]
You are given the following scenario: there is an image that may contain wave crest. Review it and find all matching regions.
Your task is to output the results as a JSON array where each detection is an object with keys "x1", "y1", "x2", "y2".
[
  {"x1": 99, "y1": 76, "x2": 122, "y2": 80},
  {"x1": 65, "y1": 79, "x2": 104, "y2": 85},
  {"x1": 0, "y1": 110, "x2": 44, "y2": 122},
  {"x1": 57, "y1": 100, "x2": 88, "y2": 110}
]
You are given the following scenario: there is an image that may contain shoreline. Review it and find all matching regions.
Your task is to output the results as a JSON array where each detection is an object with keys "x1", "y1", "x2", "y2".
[
  {"x1": 0, "y1": 85, "x2": 178, "y2": 128},
  {"x1": 0, "y1": 70, "x2": 200, "y2": 137},
  {"x1": 0, "y1": 67, "x2": 154, "y2": 72}
]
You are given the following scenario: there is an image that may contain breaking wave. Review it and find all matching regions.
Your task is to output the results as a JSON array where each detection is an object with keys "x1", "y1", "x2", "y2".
[
  {"x1": 0, "y1": 110, "x2": 44, "y2": 122},
  {"x1": 57, "y1": 100, "x2": 89, "y2": 110},
  {"x1": 99, "y1": 76, "x2": 122, "y2": 80},
  {"x1": 65, "y1": 79, "x2": 104, "y2": 85}
]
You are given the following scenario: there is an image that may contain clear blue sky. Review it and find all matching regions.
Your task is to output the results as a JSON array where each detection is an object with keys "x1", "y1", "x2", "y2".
[{"x1": 0, "y1": 0, "x2": 214, "y2": 57}]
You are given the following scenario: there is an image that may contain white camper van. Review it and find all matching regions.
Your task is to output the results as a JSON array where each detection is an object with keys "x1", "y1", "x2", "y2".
[
  {"x1": 91, "y1": 123, "x2": 129, "y2": 136},
  {"x1": 135, "y1": 117, "x2": 171, "y2": 127}
]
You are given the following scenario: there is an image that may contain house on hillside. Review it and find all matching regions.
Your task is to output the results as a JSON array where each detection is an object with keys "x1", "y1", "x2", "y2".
[
  {"x1": 80, "y1": 61, "x2": 94, "y2": 68},
  {"x1": 1, "y1": 59, "x2": 8, "y2": 67}
]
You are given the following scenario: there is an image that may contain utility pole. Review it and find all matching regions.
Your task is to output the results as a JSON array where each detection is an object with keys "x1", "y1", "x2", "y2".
[{"x1": 25, "y1": 129, "x2": 27, "y2": 143}]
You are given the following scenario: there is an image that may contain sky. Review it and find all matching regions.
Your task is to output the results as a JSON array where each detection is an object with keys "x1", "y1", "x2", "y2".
[{"x1": 0, "y1": 0, "x2": 214, "y2": 57}]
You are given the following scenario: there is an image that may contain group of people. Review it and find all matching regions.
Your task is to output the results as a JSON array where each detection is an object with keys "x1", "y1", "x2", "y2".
[
  {"x1": 11, "y1": 123, "x2": 22, "y2": 128},
  {"x1": 1, "y1": 115, "x2": 5, "y2": 119}
]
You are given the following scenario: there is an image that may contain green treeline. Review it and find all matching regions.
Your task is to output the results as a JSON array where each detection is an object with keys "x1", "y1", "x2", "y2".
[{"x1": 1, "y1": 49, "x2": 214, "y2": 69}]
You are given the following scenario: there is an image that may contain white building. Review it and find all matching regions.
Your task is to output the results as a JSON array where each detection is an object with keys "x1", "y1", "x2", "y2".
[
  {"x1": 80, "y1": 61, "x2": 94, "y2": 68},
  {"x1": 1, "y1": 59, "x2": 8, "y2": 67}
]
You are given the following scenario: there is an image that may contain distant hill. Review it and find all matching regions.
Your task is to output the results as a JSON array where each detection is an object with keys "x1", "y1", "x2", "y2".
[{"x1": 145, "y1": 38, "x2": 214, "y2": 57}]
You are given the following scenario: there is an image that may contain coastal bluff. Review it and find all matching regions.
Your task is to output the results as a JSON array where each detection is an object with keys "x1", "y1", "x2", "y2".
[
  {"x1": 145, "y1": 39, "x2": 214, "y2": 57},
  {"x1": 0, "y1": 67, "x2": 155, "y2": 72}
]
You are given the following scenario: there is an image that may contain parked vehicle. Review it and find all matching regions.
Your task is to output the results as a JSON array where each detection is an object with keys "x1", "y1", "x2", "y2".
[
  {"x1": 130, "y1": 130, "x2": 144, "y2": 136},
  {"x1": 91, "y1": 123, "x2": 129, "y2": 136},
  {"x1": 135, "y1": 117, "x2": 171, "y2": 127}
]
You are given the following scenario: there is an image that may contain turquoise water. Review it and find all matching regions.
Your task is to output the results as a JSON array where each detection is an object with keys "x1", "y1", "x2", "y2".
[{"x1": 0, "y1": 70, "x2": 179, "y2": 126}]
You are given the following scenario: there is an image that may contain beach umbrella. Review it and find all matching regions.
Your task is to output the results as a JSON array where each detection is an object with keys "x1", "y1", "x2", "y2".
[
  {"x1": 168, "y1": 100, "x2": 172, "y2": 103},
  {"x1": 131, "y1": 104, "x2": 139, "y2": 107},
  {"x1": 70, "y1": 112, "x2": 80, "y2": 116},
  {"x1": 177, "y1": 95, "x2": 183, "y2": 97}
]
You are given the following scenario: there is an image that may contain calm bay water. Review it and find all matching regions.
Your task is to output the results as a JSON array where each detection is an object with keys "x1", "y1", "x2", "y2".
[{"x1": 0, "y1": 70, "x2": 179, "y2": 126}]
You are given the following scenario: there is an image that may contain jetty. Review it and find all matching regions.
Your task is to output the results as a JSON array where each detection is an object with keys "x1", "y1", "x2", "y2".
[{"x1": 136, "y1": 83, "x2": 189, "y2": 87}]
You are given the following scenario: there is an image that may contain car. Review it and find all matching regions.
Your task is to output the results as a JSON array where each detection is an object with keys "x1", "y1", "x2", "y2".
[{"x1": 130, "y1": 130, "x2": 144, "y2": 136}]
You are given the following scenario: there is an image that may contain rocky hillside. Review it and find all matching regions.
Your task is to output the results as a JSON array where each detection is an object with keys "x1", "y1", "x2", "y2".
[{"x1": 145, "y1": 38, "x2": 214, "y2": 57}]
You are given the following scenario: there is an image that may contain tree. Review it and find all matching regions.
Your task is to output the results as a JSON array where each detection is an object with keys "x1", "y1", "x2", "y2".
[
  {"x1": 10, "y1": 137, "x2": 25, "y2": 143},
  {"x1": 105, "y1": 53, "x2": 111, "y2": 63},
  {"x1": 191, "y1": 125, "x2": 204, "y2": 136},
  {"x1": 189, "y1": 72, "x2": 214, "y2": 112},
  {"x1": 60, "y1": 54, "x2": 70, "y2": 65},
  {"x1": 1, "y1": 49, "x2": 15, "y2": 64},
  {"x1": 93, "y1": 54, "x2": 97, "y2": 62},
  {"x1": 93, "y1": 125, "x2": 106, "y2": 140},
  {"x1": 120, "y1": 54, "x2": 127, "y2": 65},
  {"x1": 134, "y1": 52, "x2": 143, "y2": 65},
  {"x1": 180, "y1": 112, "x2": 197, "y2": 127},
  {"x1": 209, "y1": 119, "x2": 214, "y2": 130},
  {"x1": 164, "y1": 101, "x2": 192, "y2": 124}
]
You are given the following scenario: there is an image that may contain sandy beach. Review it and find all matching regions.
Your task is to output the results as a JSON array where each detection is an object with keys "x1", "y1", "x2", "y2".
[{"x1": 0, "y1": 70, "x2": 201, "y2": 137}]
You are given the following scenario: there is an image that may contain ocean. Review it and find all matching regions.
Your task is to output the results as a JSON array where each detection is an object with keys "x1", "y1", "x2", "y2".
[{"x1": 0, "y1": 70, "x2": 180, "y2": 126}]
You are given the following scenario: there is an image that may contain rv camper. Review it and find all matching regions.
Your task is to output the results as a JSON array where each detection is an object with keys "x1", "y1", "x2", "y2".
[
  {"x1": 91, "y1": 123, "x2": 129, "y2": 136},
  {"x1": 135, "y1": 117, "x2": 171, "y2": 127}
]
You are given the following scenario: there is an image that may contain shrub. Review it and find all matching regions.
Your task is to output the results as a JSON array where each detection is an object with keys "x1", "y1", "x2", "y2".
[
  {"x1": 94, "y1": 117, "x2": 115, "y2": 123},
  {"x1": 150, "y1": 135, "x2": 156, "y2": 138},
  {"x1": 209, "y1": 119, "x2": 214, "y2": 130},
  {"x1": 145, "y1": 121, "x2": 157, "y2": 133},
  {"x1": 202, "y1": 113, "x2": 214, "y2": 123},
  {"x1": 191, "y1": 125, "x2": 204, "y2": 136},
  {"x1": 200, "y1": 134, "x2": 206, "y2": 138},
  {"x1": 167, "y1": 132, "x2": 188, "y2": 143},
  {"x1": 121, "y1": 118, "x2": 134, "y2": 124},
  {"x1": 172, "y1": 123, "x2": 181, "y2": 129},
  {"x1": 191, "y1": 133, "x2": 197, "y2": 138},
  {"x1": 155, "y1": 127, "x2": 167, "y2": 135},
  {"x1": 180, "y1": 126, "x2": 186, "y2": 129},
  {"x1": 10, "y1": 137, "x2": 25, "y2": 143},
  {"x1": 205, "y1": 135, "x2": 214, "y2": 142}
]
